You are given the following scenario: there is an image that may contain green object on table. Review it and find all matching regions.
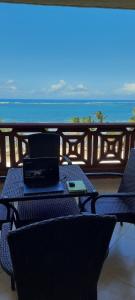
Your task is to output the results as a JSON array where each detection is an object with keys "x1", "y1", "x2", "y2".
[{"x1": 67, "y1": 180, "x2": 87, "y2": 194}]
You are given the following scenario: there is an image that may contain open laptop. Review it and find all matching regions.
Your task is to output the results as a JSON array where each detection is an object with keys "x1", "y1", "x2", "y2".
[{"x1": 23, "y1": 157, "x2": 64, "y2": 195}]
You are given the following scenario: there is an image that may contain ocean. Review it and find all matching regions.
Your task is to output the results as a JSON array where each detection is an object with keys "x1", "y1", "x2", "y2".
[{"x1": 0, "y1": 99, "x2": 135, "y2": 123}]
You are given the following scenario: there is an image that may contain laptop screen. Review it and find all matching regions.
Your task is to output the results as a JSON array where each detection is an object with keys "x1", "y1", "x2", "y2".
[{"x1": 23, "y1": 157, "x2": 59, "y2": 186}]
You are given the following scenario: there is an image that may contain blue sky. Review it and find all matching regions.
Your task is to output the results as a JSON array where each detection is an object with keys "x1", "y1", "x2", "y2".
[{"x1": 0, "y1": 3, "x2": 135, "y2": 100}]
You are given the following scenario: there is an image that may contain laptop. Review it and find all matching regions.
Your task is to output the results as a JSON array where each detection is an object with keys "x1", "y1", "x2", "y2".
[
  {"x1": 23, "y1": 156, "x2": 64, "y2": 195},
  {"x1": 23, "y1": 181, "x2": 64, "y2": 196}
]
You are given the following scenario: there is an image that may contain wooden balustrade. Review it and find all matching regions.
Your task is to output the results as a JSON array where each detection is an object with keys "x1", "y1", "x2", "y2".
[{"x1": 0, "y1": 122, "x2": 135, "y2": 176}]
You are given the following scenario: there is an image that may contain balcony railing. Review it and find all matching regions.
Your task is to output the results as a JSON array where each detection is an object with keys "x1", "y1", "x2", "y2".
[{"x1": 0, "y1": 122, "x2": 135, "y2": 176}]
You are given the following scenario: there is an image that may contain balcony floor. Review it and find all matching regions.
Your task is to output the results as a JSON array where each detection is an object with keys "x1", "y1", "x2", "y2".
[{"x1": 0, "y1": 177, "x2": 135, "y2": 299}]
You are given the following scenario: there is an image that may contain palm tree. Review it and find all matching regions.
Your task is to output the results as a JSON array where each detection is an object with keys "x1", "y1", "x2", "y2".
[
  {"x1": 95, "y1": 111, "x2": 106, "y2": 123},
  {"x1": 129, "y1": 108, "x2": 135, "y2": 122}
]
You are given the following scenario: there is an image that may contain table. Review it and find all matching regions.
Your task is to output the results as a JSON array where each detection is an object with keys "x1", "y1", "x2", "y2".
[
  {"x1": 2, "y1": 165, "x2": 97, "y2": 201},
  {"x1": 1, "y1": 165, "x2": 98, "y2": 223}
]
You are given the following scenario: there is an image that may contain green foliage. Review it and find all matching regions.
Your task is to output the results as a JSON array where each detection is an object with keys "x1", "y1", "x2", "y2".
[
  {"x1": 70, "y1": 117, "x2": 81, "y2": 123},
  {"x1": 70, "y1": 111, "x2": 106, "y2": 123},
  {"x1": 70, "y1": 116, "x2": 94, "y2": 123},
  {"x1": 81, "y1": 116, "x2": 94, "y2": 123},
  {"x1": 129, "y1": 108, "x2": 135, "y2": 122}
]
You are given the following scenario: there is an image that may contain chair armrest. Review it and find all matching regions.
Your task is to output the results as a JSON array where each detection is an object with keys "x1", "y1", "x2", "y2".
[
  {"x1": 85, "y1": 172, "x2": 123, "y2": 177},
  {"x1": 79, "y1": 192, "x2": 98, "y2": 211},
  {"x1": 90, "y1": 192, "x2": 135, "y2": 213},
  {"x1": 0, "y1": 200, "x2": 19, "y2": 222},
  {"x1": 95, "y1": 192, "x2": 135, "y2": 199}
]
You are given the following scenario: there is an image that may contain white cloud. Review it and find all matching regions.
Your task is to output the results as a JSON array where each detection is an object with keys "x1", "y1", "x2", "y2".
[
  {"x1": 69, "y1": 84, "x2": 88, "y2": 93},
  {"x1": 121, "y1": 82, "x2": 135, "y2": 94},
  {"x1": 50, "y1": 80, "x2": 66, "y2": 92},
  {"x1": 64, "y1": 83, "x2": 89, "y2": 97},
  {"x1": 6, "y1": 80, "x2": 15, "y2": 85},
  {"x1": 0, "y1": 79, "x2": 17, "y2": 92},
  {"x1": 8, "y1": 85, "x2": 17, "y2": 91},
  {"x1": 41, "y1": 80, "x2": 105, "y2": 98}
]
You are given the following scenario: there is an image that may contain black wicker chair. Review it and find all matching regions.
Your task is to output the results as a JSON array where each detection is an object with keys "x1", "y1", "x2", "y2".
[
  {"x1": 83, "y1": 148, "x2": 135, "y2": 223},
  {"x1": 3, "y1": 214, "x2": 116, "y2": 300},
  {"x1": 17, "y1": 132, "x2": 73, "y2": 225},
  {"x1": 0, "y1": 196, "x2": 80, "y2": 290},
  {"x1": 0, "y1": 133, "x2": 68, "y2": 228},
  {"x1": 28, "y1": 132, "x2": 72, "y2": 164},
  {"x1": 28, "y1": 132, "x2": 60, "y2": 157}
]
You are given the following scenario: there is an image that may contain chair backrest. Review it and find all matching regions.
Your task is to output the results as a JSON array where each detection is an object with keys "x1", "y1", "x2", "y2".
[
  {"x1": 8, "y1": 214, "x2": 116, "y2": 300},
  {"x1": 118, "y1": 148, "x2": 135, "y2": 192},
  {"x1": 28, "y1": 133, "x2": 60, "y2": 158}
]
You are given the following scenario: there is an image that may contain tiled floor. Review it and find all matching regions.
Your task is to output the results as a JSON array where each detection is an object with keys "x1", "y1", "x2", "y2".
[
  {"x1": 99, "y1": 222, "x2": 135, "y2": 299},
  {"x1": 0, "y1": 177, "x2": 135, "y2": 299}
]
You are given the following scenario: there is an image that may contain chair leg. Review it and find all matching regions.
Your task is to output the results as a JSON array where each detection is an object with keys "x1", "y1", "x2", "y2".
[
  {"x1": 11, "y1": 275, "x2": 15, "y2": 291},
  {"x1": 120, "y1": 222, "x2": 123, "y2": 226}
]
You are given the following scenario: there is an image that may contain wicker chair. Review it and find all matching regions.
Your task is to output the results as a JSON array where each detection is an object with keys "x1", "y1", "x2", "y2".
[
  {"x1": 0, "y1": 133, "x2": 67, "y2": 228},
  {"x1": 3, "y1": 214, "x2": 116, "y2": 300},
  {"x1": 28, "y1": 132, "x2": 72, "y2": 164},
  {"x1": 18, "y1": 132, "x2": 73, "y2": 225},
  {"x1": 28, "y1": 132, "x2": 60, "y2": 157},
  {"x1": 83, "y1": 148, "x2": 135, "y2": 223},
  {"x1": 0, "y1": 196, "x2": 80, "y2": 290}
]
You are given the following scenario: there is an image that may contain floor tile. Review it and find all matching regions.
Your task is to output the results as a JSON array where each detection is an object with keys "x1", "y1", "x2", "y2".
[
  {"x1": 109, "y1": 222, "x2": 130, "y2": 248},
  {"x1": 0, "y1": 290, "x2": 17, "y2": 300},
  {"x1": 0, "y1": 271, "x2": 17, "y2": 299},
  {"x1": 99, "y1": 279, "x2": 135, "y2": 300}
]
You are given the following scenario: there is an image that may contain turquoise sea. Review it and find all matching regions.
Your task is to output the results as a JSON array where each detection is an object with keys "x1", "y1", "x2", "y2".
[{"x1": 0, "y1": 99, "x2": 135, "y2": 123}]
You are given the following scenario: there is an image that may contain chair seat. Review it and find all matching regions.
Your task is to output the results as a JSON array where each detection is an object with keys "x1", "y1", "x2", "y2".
[{"x1": 17, "y1": 197, "x2": 80, "y2": 226}]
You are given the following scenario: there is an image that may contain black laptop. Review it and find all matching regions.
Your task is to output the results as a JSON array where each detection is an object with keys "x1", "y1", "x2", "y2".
[{"x1": 23, "y1": 157, "x2": 64, "y2": 195}]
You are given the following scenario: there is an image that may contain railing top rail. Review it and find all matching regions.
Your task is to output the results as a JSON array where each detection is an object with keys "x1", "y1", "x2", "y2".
[{"x1": 0, "y1": 122, "x2": 135, "y2": 130}]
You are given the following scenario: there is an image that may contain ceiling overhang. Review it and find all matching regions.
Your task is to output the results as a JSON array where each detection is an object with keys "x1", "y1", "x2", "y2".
[{"x1": 0, "y1": 0, "x2": 135, "y2": 10}]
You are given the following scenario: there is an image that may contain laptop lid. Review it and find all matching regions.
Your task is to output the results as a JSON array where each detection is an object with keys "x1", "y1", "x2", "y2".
[{"x1": 23, "y1": 157, "x2": 59, "y2": 186}]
